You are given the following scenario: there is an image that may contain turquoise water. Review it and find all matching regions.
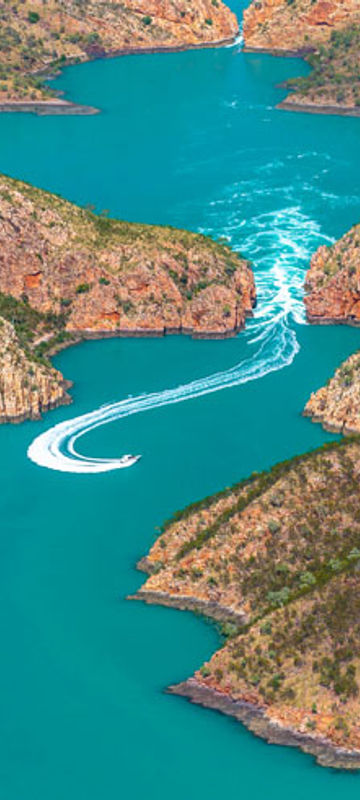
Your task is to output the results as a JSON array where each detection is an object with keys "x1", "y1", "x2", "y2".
[{"x1": 1, "y1": 2, "x2": 360, "y2": 795}]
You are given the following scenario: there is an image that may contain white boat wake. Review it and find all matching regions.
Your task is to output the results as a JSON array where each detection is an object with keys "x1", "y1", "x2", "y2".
[{"x1": 27, "y1": 206, "x2": 333, "y2": 474}]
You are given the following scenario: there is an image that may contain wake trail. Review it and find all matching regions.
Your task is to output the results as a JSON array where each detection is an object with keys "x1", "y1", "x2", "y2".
[{"x1": 27, "y1": 206, "x2": 332, "y2": 474}]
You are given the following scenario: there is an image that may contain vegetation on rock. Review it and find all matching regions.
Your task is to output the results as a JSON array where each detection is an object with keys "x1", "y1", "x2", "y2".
[
  {"x1": 0, "y1": 172, "x2": 255, "y2": 421},
  {"x1": 284, "y1": 25, "x2": 360, "y2": 112},
  {"x1": 0, "y1": 0, "x2": 238, "y2": 106},
  {"x1": 137, "y1": 439, "x2": 360, "y2": 766},
  {"x1": 0, "y1": 310, "x2": 71, "y2": 422},
  {"x1": 243, "y1": 0, "x2": 360, "y2": 114}
]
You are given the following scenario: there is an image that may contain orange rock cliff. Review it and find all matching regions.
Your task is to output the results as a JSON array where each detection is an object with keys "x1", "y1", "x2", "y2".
[
  {"x1": 0, "y1": 173, "x2": 255, "y2": 422},
  {"x1": 305, "y1": 224, "x2": 360, "y2": 325},
  {"x1": 243, "y1": 0, "x2": 360, "y2": 53}
]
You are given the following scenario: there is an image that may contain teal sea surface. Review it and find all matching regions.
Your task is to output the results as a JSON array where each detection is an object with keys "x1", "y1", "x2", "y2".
[{"x1": 1, "y1": 1, "x2": 360, "y2": 795}]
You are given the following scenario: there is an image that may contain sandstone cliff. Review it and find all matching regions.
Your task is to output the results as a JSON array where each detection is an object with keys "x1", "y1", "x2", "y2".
[
  {"x1": 135, "y1": 440, "x2": 360, "y2": 768},
  {"x1": 0, "y1": 173, "x2": 255, "y2": 422},
  {"x1": 0, "y1": 174, "x2": 255, "y2": 339},
  {"x1": 243, "y1": 0, "x2": 359, "y2": 53},
  {"x1": 304, "y1": 223, "x2": 360, "y2": 324},
  {"x1": 304, "y1": 351, "x2": 360, "y2": 434},
  {"x1": 304, "y1": 222, "x2": 360, "y2": 432},
  {"x1": 243, "y1": 1, "x2": 360, "y2": 114},
  {"x1": 0, "y1": 316, "x2": 71, "y2": 423},
  {"x1": 0, "y1": 0, "x2": 238, "y2": 108}
]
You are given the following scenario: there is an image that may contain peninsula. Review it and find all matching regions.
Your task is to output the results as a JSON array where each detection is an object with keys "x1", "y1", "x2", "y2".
[
  {"x1": 135, "y1": 438, "x2": 360, "y2": 769},
  {"x1": 0, "y1": 173, "x2": 255, "y2": 422},
  {"x1": 0, "y1": 0, "x2": 238, "y2": 112}
]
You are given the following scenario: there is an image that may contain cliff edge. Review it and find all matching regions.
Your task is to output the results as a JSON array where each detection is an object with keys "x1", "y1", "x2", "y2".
[
  {"x1": 304, "y1": 223, "x2": 360, "y2": 325},
  {"x1": 0, "y1": 173, "x2": 255, "y2": 422},
  {"x1": 134, "y1": 439, "x2": 360, "y2": 768}
]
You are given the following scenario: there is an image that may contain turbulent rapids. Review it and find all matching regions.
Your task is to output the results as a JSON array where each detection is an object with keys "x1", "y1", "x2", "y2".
[{"x1": 27, "y1": 205, "x2": 332, "y2": 474}]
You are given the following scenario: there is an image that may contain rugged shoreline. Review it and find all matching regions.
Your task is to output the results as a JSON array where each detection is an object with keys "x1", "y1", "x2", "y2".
[
  {"x1": 0, "y1": 378, "x2": 73, "y2": 425},
  {"x1": 0, "y1": 101, "x2": 99, "y2": 115},
  {"x1": 169, "y1": 679, "x2": 360, "y2": 770},
  {"x1": 131, "y1": 588, "x2": 247, "y2": 625},
  {"x1": 243, "y1": 46, "x2": 360, "y2": 118},
  {"x1": 278, "y1": 101, "x2": 360, "y2": 118},
  {"x1": 0, "y1": 35, "x2": 238, "y2": 116},
  {"x1": 134, "y1": 440, "x2": 360, "y2": 768}
]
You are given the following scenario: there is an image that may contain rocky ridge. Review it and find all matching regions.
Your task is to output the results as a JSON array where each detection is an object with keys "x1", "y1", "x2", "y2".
[
  {"x1": 134, "y1": 440, "x2": 360, "y2": 768},
  {"x1": 0, "y1": 0, "x2": 238, "y2": 109},
  {"x1": 0, "y1": 173, "x2": 255, "y2": 422}
]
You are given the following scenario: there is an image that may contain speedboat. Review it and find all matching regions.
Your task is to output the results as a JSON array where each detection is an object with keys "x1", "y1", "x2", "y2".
[{"x1": 121, "y1": 454, "x2": 141, "y2": 466}]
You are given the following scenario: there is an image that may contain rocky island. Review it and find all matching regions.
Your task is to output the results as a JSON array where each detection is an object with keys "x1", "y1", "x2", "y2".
[
  {"x1": 0, "y1": 0, "x2": 238, "y2": 112},
  {"x1": 243, "y1": 0, "x2": 360, "y2": 115},
  {"x1": 0, "y1": 173, "x2": 255, "y2": 422},
  {"x1": 135, "y1": 439, "x2": 360, "y2": 768}
]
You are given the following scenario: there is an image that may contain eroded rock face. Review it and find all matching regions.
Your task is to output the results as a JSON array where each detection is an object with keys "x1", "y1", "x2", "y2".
[
  {"x1": 0, "y1": 173, "x2": 255, "y2": 422},
  {"x1": 302, "y1": 223, "x2": 360, "y2": 435},
  {"x1": 304, "y1": 351, "x2": 360, "y2": 434},
  {"x1": 0, "y1": 175, "x2": 255, "y2": 339},
  {"x1": 135, "y1": 440, "x2": 360, "y2": 767},
  {"x1": 243, "y1": 0, "x2": 360, "y2": 53},
  {"x1": 304, "y1": 225, "x2": 360, "y2": 324},
  {"x1": 0, "y1": 318, "x2": 70, "y2": 423}
]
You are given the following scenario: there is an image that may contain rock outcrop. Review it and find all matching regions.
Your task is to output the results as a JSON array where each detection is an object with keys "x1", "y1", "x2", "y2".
[
  {"x1": 134, "y1": 440, "x2": 360, "y2": 768},
  {"x1": 0, "y1": 0, "x2": 238, "y2": 109},
  {"x1": 304, "y1": 223, "x2": 360, "y2": 324},
  {"x1": 0, "y1": 173, "x2": 255, "y2": 422},
  {"x1": 0, "y1": 174, "x2": 255, "y2": 339},
  {"x1": 304, "y1": 351, "x2": 360, "y2": 434},
  {"x1": 243, "y1": 1, "x2": 360, "y2": 114},
  {"x1": 243, "y1": 0, "x2": 359, "y2": 53},
  {"x1": 304, "y1": 222, "x2": 360, "y2": 432},
  {"x1": 0, "y1": 317, "x2": 71, "y2": 423}
]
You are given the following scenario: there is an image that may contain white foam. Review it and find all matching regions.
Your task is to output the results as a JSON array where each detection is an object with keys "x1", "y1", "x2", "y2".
[
  {"x1": 27, "y1": 205, "x2": 331, "y2": 474},
  {"x1": 27, "y1": 318, "x2": 297, "y2": 473}
]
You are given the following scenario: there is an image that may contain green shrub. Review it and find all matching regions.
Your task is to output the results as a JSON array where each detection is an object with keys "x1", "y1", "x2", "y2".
[{"x1": 75, "y1": 283, "x2": 91, "y2": 294}]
